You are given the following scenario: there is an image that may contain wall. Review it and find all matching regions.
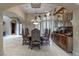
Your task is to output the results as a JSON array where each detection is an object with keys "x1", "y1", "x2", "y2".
[
  {"x1": 0, "y1": 13, "x2": 3, "y2": 55},
  {"x1": 3, "y1": 15, "x2": 12, "y2": 35},
  {"x1": 24, "y1": 14, "x2": 35, "y2": 35},
  {"x1": 73, "y1": 8, "x2": 79, "y2": 56}
]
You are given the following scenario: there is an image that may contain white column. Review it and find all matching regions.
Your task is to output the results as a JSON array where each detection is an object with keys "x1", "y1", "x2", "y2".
[
  {"x1": 73, "y1": 8, "x2": 79, "y2": 56},
  {"x1": 0, "y1": 13, "x2": 3, "y2": 55},
  {"x1": 19, "y1": 24, "x2": 22, "y2": 34},
  {"x1": 16, "y1": 21, "x2": 19, "y2": 35}
]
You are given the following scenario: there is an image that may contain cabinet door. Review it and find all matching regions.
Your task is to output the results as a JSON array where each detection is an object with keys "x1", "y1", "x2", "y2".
[{"x1": 59, "y1": 35, "x2": 67, "y2": 50}]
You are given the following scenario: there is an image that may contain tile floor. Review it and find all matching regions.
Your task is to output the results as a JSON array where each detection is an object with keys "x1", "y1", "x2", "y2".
[{"x1": 3, "y1": 35, "x2": 72, "y2": 56}]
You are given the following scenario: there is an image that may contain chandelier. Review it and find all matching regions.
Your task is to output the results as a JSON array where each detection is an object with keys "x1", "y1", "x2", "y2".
[
  {"x1": 31, "y1": 9, "x2": 52, "y2": 25},
  {"x1": 31, "y1": 15, "x2": 41, "y2": 25}
]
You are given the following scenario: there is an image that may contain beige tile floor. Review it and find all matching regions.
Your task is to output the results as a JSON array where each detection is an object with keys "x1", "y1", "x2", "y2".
[{"x1": 3, "y1": 35, "x2": 71, "y2": 56}]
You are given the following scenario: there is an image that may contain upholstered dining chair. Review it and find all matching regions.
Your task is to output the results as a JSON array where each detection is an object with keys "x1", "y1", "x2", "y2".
[
  {"x1": 41, "y1": 29, "x2": 50, "y2": 45},
  {"x1": 22, "y1": 28, "x2": 29, "y2": 45},
  {"x1": 30, "y1": 28, "x2": 41, "y2": 49}
]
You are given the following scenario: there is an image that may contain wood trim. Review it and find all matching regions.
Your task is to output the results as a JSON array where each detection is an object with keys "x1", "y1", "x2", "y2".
[{"x1": 53, "y1": 7, "x2": 65, "y2": 15}]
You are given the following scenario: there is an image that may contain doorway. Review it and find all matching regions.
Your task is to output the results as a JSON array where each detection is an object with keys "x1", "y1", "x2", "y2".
[{"x1": 11, "y1": 22, "x2": 16, "y2": 34}]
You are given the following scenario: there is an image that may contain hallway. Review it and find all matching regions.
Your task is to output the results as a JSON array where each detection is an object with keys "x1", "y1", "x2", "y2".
[{"x1": 3, "y1": 35, "x2": 71, "y2": 56}]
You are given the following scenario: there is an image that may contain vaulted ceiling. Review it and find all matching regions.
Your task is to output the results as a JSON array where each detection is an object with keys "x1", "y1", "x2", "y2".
[
  {"x1": 0, "y1": 3, "x2": 21, "y2": 11},
  {"x1": 1, "y1": 3, "x2": 79, "y2": 13},
  {"x1": 20, "y1": 3, "x2": 55, "y2": 14},
  {"x1": 2, "y1": 3, "x2": 79, "y2": 18},
  {"x1": 20, "y1": 3, "x2": 79, "y2": 14}
]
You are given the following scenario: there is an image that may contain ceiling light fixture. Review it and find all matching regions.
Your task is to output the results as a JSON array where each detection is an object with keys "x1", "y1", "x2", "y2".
[
  {"x1": 33, "y1": 22, "x2": 38, "y2": 25},
  {"x1": 31, "y1": 3, "x2": 41, "y2": 8}
]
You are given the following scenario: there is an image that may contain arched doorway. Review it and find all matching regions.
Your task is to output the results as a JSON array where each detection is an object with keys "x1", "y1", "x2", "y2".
[
  {"x1": 11, "y1": 20, "x2": 16, "y2": 34},
  {"x1": 11, "y1": 18, "x2": 22, "y2": 35}
]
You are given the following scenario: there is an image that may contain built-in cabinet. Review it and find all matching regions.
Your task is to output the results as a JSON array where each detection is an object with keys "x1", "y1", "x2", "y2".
[
  {"x1": 51, "y1": 27, "x2": 73, "y2": 52},
  {"x1": 51, "y1": 6, "x2": 73, "y2": 53}
]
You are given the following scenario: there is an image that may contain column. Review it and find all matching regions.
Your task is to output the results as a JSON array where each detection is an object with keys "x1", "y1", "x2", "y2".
[{"x1": 0, "y1": 13, "x2": 3, "y2": 55}]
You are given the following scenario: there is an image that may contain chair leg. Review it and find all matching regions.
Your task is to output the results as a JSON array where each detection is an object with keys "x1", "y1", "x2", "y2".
[
  {"x1": 22, "y1": 41, "x2": 24, "y2": 45},
  {"x1": 30, "y1": 44, "x2": 33, "y2": 49},
  {"x1": 39, "y1": 45, "x2": 40, "y2": 49},
  {"x1": 31, "y1": 47, "x2": 32, "y2": 49}
]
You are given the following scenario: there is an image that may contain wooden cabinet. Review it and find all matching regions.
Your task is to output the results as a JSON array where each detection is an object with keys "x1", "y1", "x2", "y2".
[
  {"x1": 51, "y1": 33, "x2": 73, "y2": 53},
  {"x1": 51, "y1": 6, "x2": 73, "y2": 53}
]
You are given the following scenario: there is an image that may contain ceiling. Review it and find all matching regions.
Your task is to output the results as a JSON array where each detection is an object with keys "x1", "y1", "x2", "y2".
[
  {"x1": 20, "y1": 3, "x2": 79, "y2": 14},
  {"x1": 20, "y1": 3, "x2": 57, "y2": 14},
  {"x1": 2, "y1": 3, "x2": 79, "y2": 22},
  {"x1": 1, "y1": 3, "x2": 79, "y2": 14},
  {"x1": 0, "y1": 3, "x2": 21, "y2": 11}
]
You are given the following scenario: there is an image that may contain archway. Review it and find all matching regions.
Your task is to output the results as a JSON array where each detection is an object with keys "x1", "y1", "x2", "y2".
[
  {"x1": 11, "y1": 19, "x2": 17, "y2": 35},
  {"x1": 3, "y1": 11, "x2": 23, "y2": 36}
]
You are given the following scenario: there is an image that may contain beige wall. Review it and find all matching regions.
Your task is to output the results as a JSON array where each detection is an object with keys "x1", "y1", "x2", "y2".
[
  {"x1": 73, "y1": 8, "x2": 79, "y2": 55},
  {"x1": 24, "y1": 14, "x2": 35, "y2": 34},
  {"x1": 3, "y1": 16, "x2": 12, "y2": 35},
  {"x1": 0, "y1": 13, "x2": 3, "y2": 55}
]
